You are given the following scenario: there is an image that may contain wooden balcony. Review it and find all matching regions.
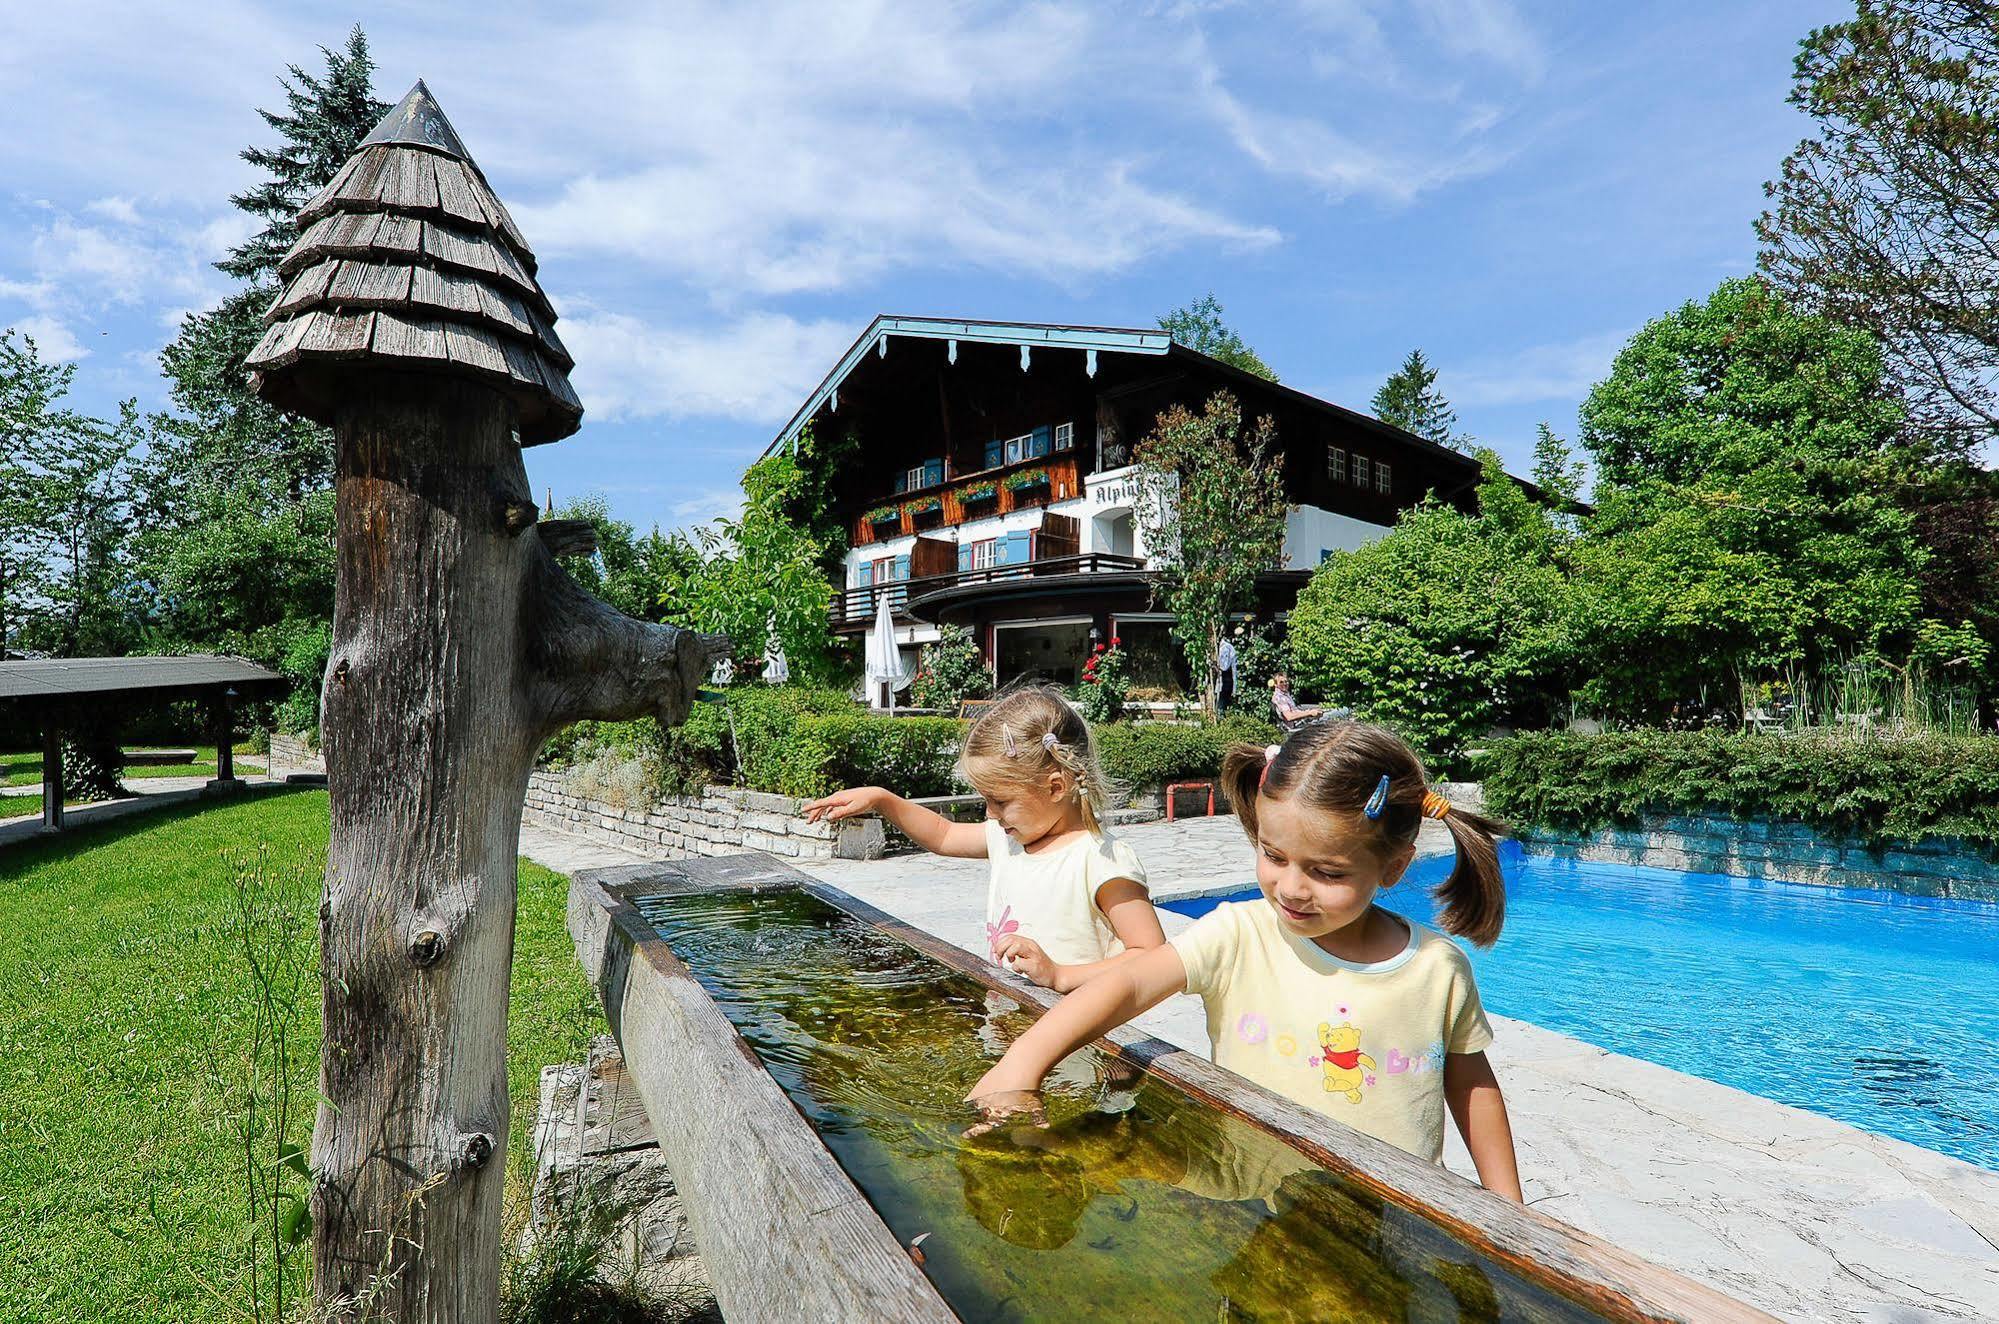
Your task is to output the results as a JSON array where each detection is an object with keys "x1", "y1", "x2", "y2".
[
  {"x1": 854, "y1": 454, "x2": 1082, "y2": 545},
  {"x1": 831, "y1": 552, "x2": 1146, "y2": 630}
]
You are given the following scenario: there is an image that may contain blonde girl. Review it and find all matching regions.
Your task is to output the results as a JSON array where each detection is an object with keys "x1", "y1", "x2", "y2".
[
  {"x1": 966, "y1": 719, "x2": 1522, "y2": 1198},
  {"x1": 802, "y1": 685, "x2": 1165, "y2": 992}
]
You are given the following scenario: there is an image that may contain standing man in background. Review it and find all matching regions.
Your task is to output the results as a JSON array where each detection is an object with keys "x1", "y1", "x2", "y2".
[{"x1": 1216, "y1": 630, "x2": 1238, "y2": 715}]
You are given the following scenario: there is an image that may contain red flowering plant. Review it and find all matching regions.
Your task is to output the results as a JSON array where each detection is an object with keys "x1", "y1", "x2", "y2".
[{"x1": 1076, "y1": 636, "x2": 1129, "y2": 723}]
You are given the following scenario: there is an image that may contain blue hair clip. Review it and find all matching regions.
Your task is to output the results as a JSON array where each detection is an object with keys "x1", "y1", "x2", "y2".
[{"x1": 1363, "y1": 774, "x2": 1391, "y2": 820}]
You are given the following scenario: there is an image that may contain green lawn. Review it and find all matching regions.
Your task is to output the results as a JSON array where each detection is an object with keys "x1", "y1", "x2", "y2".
[
  {"x1": 0, "y1": 745, "x2": 266, "y2": 787},
  {"x1": 0, "y1": 791, "x2": 603, "y2": 1322}
]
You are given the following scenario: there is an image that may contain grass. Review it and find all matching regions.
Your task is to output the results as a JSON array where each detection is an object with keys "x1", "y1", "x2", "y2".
[
  {"x1": 0, "y1": 745, "x2": 266, "y2": 787},
  {"x1": 0, "y1": 790, "x2": 605, "y2": 1322}
]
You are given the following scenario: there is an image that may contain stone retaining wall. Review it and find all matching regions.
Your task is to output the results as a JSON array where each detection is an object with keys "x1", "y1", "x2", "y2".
[
  {"x1": 522, "y1": 769, "x2": 884, "y2": 861},
  {"x1": 268, "y1": 731, "x2": 324, "y2": 777},
  {"x1": 1515, "y1": 812, "x2": 1999, "y2": 902}
]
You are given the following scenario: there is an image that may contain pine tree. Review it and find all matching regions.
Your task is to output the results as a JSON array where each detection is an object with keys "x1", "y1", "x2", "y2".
[
  {"x1": 1371, "y1": 349, "x2": 1464, "y2": 450},
  {"x1": 1158, "y1": 294, "x2": 1278, "y2": 381},
  {"x1": 220, "y1": 26, "x2": 390, "y2": 283}
]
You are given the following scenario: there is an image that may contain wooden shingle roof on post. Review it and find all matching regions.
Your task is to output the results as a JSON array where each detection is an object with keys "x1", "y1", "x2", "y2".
[{"x1": 245, "y1": 80, "x2": 581, "y2": 445}]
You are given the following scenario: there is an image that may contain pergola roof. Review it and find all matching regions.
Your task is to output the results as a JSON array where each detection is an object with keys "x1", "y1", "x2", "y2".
[
  {"x1": 245, "y1": 80, "x2": 581, "y2": 444},
  {"x1": 0, "y1": 656, "x2": 285, "y2": 703}
]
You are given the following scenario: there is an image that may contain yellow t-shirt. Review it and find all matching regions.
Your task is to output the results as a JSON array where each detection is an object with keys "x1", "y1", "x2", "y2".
[
  {"x1": 1170, "y1": 898, "x2": 1493, "y2": 1162},
  {"x1": 984, "y1": 820, "x2": 1148, "y2": 968}
]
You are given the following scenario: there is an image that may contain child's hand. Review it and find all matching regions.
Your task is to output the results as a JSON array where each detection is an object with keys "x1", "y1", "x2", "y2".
[
  {"x1": 992, "y1": 934, "x2": 1062, "y2": 991},
  {"x1": 799, "y1": 786, "x2": 883, "y2": 823},
  {"x1": 962, "y1": 1088, "x2": 1047, "y2": 1139}
]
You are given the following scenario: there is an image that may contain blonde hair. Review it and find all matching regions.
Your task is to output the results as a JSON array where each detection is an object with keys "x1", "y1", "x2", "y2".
[{"x1": 959, "y1": 684, "x2": 1120, "y2": 834}]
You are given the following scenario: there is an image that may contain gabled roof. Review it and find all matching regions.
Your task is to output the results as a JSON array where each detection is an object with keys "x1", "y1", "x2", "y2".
[
  {"x1": 761, "y1": 314, "x2": 1483, "y2": 478},
  {"x1": 765, "y1": 316, "x2": 1173, "y2": 458}
]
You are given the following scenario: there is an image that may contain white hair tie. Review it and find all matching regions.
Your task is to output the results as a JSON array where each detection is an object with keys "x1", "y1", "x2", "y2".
[{"x1": 1042, "y1": 732, "x2": 1059, "y2": 752}]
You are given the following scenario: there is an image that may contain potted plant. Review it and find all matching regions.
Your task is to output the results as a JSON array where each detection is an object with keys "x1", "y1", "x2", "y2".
[
  {"x1": 960, "y1": 480, "x2": 998, "y2": 507},
  {"x1": 904, "y1": 496, "x2": 942, "y2": 518},
  {"x1": 864, "y1": 504, "x2": 900, "y2": 531},
  {"x1": 1003, "y1": 467, "x2": 1049, "y2": 493}
]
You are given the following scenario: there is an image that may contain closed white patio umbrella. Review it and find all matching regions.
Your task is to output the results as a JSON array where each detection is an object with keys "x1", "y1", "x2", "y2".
[
  {"x1": 762, "y1": 616, "x2": 790, "y2": 685},
  {"x1": 864, "y1": 597, "x2": 911, "y2": 709}
]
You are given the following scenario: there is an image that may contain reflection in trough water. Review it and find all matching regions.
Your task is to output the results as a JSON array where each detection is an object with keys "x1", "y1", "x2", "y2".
[{"x1": 635, "y1": 888, "x2": 1607, "y2": 1323}]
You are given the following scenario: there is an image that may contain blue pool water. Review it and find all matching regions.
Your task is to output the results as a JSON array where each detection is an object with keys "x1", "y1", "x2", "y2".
[{"x1": 1162, "y1": 846, "x2": 1999, "y2": 1170}]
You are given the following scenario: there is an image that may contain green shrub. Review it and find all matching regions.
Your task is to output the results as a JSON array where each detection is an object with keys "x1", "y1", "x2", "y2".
[
  {"x1": 1481, "y1": 729, "x2": 1999, "y2": 849},
  {"x1": 1094, "y1": 714, "x2": 1279, "y2": 794},
  {"x1": 910, "y1": 625, "x2": 993, "y2": 711}
]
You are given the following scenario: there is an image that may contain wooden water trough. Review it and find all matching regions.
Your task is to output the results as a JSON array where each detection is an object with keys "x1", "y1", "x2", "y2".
[{"x1": 568, "y1": 855, "x2": 1773, "y2": 1324}]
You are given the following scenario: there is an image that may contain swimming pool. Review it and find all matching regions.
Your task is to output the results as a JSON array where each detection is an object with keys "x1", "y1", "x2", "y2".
[{"x1": 1161, "y1": 846, "x2": 1999, "y2": 1170}]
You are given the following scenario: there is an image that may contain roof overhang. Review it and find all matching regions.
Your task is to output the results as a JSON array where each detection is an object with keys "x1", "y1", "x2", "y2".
[
  {"x1": 764, "y1": 316, "x2": 1172, "y2": 458},
  {"x1": 0, "y1": 655, "x2": 287, "y2": 706}
]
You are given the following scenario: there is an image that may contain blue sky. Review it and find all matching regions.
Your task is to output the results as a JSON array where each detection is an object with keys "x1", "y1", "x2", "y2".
[{"x1": 2, "y1": 1, "x2": 1846, "y2": 534}]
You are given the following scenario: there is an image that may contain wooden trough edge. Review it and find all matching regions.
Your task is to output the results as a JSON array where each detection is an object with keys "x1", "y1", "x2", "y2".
[
  {"x1": 567, "y1": 853, "x2": 1776, "y2": 1324},
  {"x1": 565, "y1": 859, "x2": 957, "y2": 1324}
]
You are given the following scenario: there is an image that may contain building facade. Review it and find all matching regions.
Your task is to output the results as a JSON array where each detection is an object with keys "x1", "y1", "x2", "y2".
[{"x1": 766, "y1": 317, "x2": 1487, "y2": 699}]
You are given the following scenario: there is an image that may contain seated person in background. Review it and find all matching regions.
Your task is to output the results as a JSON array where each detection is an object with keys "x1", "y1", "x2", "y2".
[{"x1": 1269, "y1": 674, "x2": 1322, "y2": 728}]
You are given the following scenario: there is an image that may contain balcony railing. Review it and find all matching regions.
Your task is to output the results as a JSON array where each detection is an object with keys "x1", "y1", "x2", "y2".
[{"x1": 833, "y1": 553, "x2": 1147, "y2": 627}]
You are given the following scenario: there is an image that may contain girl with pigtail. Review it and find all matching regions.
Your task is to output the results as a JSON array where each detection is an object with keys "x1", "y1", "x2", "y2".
[
  {"x1": 803, "y1": 684, "x2": 1165, "y2": 993},
  {"x1": 966, "y1": 720, "x2": 1523, "y2": 1199}
]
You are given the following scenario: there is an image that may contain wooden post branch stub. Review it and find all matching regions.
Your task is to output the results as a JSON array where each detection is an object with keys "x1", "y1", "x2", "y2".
[
  {"x1": 409, "y1": 930, "x2": 444, "y2": 967},
  {"x1": 536, "y1": 518, "x2": 597, "y2": 558},
  {"x1": 243, "y1": 77, "x2": 721, "y2": 1323},
  {"x1": 502, "y1": 500, "x2": 539, "y2": 534}
]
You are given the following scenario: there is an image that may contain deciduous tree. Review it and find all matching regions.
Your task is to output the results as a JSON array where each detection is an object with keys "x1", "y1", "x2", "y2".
[
  {"x1": 1757, "y1": 0, "x2": 1999, "y2": 456},
  {"x1": 1134, "y1": 391, "x2": 1289, "y2": 718},
  {"x1": 1158, "y1": 294, "x2": 1278, "y2": 381}
]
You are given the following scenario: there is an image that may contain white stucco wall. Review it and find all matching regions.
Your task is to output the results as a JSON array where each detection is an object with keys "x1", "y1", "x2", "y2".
[{"x1": 1283, "y1": 504, "x2": 1389, "y2": 569}]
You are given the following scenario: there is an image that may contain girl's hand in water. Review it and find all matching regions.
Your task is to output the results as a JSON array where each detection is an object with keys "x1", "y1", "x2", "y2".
[
  {"x1": 963, "y1": 1088, "x2": 1047, "y2": 1139},
  {"x1": 992, "y1": 933, "x2": 1060, "y2": 989},
  {"x1": 800, "y1": 786, "x2": 883, "y2": 823}
]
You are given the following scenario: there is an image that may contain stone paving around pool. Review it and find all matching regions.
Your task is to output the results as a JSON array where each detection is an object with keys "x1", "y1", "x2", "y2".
[{"x1": 518, "y1": 816, "x2": 1999, "y2": 1324}]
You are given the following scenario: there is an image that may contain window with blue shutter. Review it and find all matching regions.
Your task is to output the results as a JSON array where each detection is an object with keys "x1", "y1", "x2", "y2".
[
  {"x1": 857, "y1": 562, "x2": 874, "y2": 586},
  {"x1": 983, "y1": 438, "x2": 1003, "y2": 470},
  {"x1": 924, "y1": 458, "x2": 945, "y2": 488},
  {"x1": 1030, "y1": 425, "x2": 1052, "y2": 458},
  {"x1": 1004, "y1": 530, "x2": 1032, "y2": 566},
  {"x1": 958, "y1": 544, "x2": 973, "y2": 572},
  {"x1": 893, "y1": 555, "x2": 910, "y2": 581}
]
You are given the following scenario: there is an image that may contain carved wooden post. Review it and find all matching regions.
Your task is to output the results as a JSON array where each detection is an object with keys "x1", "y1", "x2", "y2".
[{"x1": 244, "y1": 82, "x2": 718, "y2": 1321}]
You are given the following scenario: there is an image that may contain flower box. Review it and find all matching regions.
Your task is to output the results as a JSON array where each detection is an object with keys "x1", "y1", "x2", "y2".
[
  {"x1": 865, "y1": 506, "x2": 900, "y2": 527},
  {"x1": 904, "y1": 497, "x2": 942, "y2": 517},
  {"x1": 960, "y1": 482, "x2": 998, "y2": 505},
  {"x1": 1003, "y1": 467, "x2": 1049, "y2": 493}
]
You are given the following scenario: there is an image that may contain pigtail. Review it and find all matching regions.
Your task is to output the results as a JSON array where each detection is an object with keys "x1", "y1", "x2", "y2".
[
  {"x1": 1220, "y1": 742, "x2": 1274, "y2": 843},
  {"x1": 1432, "y1": 803, "x2": 1508, "y2": 948}
]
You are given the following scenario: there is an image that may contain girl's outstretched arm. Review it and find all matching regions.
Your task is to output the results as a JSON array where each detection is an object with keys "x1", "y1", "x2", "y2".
[
  {"x1": 994, "y1": 878, "x2": 1167, "y2": 992},
  {"x1": 966, "y1": 942, "x2": 1189, "y2": 1129},
  {"x1": 799, "y1": 786, "x2": 988, "y2": 857},
  {"x1": 1444, "y1": 1051, "x2": 1522, "y2": 1201}
]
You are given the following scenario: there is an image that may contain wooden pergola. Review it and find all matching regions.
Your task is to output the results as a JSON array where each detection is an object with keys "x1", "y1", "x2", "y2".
[{"x1": 0, "y1": 655, "x2": 285, "y2": 832}]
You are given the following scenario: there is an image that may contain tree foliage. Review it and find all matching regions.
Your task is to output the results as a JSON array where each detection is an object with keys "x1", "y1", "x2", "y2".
[
  {"x1": 1757, "y1": 0, "x2": 1999, "y2": 455},
  {"x1": 1370, "y1": 349, "x2": 1465, "y2": 451},
  {"x1": 1134, "y1": 391, "x2": 1289, "y2": 718},
  {"x1": 1157, "y1": 294, "x2": 1277, "y2": 381},
  {"x1": 0, "y1": 330, "x2": 141, "y2": 656},
  {"x1": 220, "y1": 26, "x2": 389, "y2": 283},
  {"x1": 1573, "y1": 278, "x2": 1932, "y2": 716},
  {"x1": 1288, "y1": 456, "x2": 1570, "y2": 765}
]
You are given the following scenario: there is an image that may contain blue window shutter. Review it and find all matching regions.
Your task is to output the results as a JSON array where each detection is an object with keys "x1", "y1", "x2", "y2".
[
  {"x1": 894, "y1": 555, "x2": 911, "y2": 581},
  {"x1": 1005, "y1": 530, "x2": 1031, "y2": 565},
  {"x1": 1031, "y1": 425, "x2": 1051, "y2": 457},
  {"x1": 857, "y1": 562, "x2": 874, "y2": 586},
  {"x1": 925, "y1": 458, "x2": 945, "y2": 487},
  {"x1": 983, "y1": 438, "x2": 1002, "y2": 469},
  {"x1": 958, "y1": 544, "x2": 973, "y2": 572}
]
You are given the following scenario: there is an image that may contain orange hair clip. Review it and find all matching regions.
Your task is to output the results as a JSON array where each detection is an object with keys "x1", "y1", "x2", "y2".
[{"x1": 1421, "y1": 790, "x2": 1452, "y2": 819}]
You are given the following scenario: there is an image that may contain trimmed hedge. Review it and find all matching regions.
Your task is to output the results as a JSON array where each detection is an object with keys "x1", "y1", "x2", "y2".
[
  {"x1": 1093, "y1": 713, "x2": 1280, "y2": 794},
  {"x1": 562, "y1": 688, "x2": 1281, "y2": 806},
  {"x1": 1480, "y1": 729, "x2": 1999, "y2": 850}
]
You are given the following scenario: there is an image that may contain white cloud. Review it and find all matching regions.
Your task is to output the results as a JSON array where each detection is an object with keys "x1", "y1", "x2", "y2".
[
  {"x1": 1411, "y1": 0, "x2": 1545, "y2": 82},
  {"x1": 8, "y1": 314, "x2": 89, "y2": 363},
  {"x1": 1444, "y1": 330, "x2": 1630, "y2": 407},
  {"x1": 84, "y1": 196, "x2": 142, "y2": 226},
  {"x1": 561, "y1": 309, "x2": 856, "y2": 425}
]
